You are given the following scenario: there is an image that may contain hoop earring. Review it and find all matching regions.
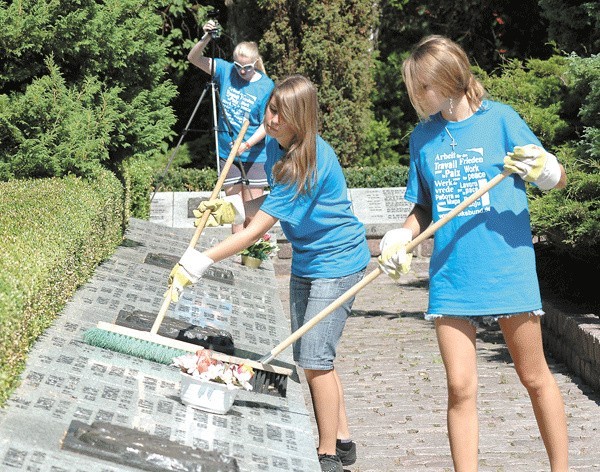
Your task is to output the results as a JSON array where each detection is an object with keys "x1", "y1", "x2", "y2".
[{"x1": 448, "y1": 97, "x2": 454, "y2": 115}]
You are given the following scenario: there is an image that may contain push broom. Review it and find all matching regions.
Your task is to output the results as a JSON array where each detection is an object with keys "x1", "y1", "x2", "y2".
[
  {"x1": 258, "y1": 170, "x2": 512, "y2": 365},
  {"x1": 84, "y1": 119, "x2": 293, "y2": 396}
]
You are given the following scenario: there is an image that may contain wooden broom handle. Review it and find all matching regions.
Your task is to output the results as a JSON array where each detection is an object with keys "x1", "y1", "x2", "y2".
[
  {"x1": 151, "y1": 118, "x2": 250, "y2": 335},
  {"x1": 260, "y1": 170, "x2": 511, "y2": 363}
]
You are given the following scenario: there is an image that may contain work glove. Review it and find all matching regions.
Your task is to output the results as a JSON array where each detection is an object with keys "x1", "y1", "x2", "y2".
[
  {"x1": 193, "y1": 195, "x2": 245, "y2": 227},
  {"x1": 503, "y1": 144, "x2": 562, "y2": 191},
  {"x1": 378, "y1": 228, "x2": 413, "y2": 280},
  {"x1": 166, "y1": 248, "x2": 214, "y2": 302}
]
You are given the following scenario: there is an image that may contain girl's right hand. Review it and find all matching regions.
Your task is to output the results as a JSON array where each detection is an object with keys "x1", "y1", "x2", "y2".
[{"x1": 203, "y1": 20, "x2": 218, "y2": 35}]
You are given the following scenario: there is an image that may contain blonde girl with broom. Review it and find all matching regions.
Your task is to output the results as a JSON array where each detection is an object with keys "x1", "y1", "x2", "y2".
[
  {"x1": 169, "y1": 75, "x2": 369, "y2": 472},
  {"x1": 377, "y1": 35, "x2": 569, "y2": 471}
]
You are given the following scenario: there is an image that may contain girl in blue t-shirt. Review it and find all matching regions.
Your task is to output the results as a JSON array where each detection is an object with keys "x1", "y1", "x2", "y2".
[
  {"x1": 377, "y1": 35, "x2": 569, "y2": 471},
  {"x1": 188, "y1": 20, "x2": 275, "y2": 234},
  {"x1": 169, "y1": 75, "x2": 370, "y2": 472}
]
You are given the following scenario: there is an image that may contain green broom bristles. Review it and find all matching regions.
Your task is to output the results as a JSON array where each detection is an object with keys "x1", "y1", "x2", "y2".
[
  {"x1": 83, "y1": 328, "x2": 186, "y2": 365},
  {"x1": 83, "y1": 327, "x2": 290, "y2": 397}
]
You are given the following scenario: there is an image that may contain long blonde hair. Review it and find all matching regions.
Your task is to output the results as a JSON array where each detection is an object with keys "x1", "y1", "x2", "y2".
[
  {"x1": 233, "y1": 41, "x2": 266, "y2": 73},
  {"x1": 270, "y1": 75, "x2": 319, "y2": 197},
  {"x1": 402, "y1": 35, "x2": 487, "y2": 119}
]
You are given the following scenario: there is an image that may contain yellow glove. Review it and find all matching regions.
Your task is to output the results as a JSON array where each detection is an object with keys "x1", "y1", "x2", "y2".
[
  {"x1": 503, "y1": 144, "x2": 561, "y2": 190},
  {"x1": 194, "y1": 199, "x2": 236, "y2": 227},
  {"x1": 377, "y1": 228, "x2": 413, "y2": 280},
  {"x1": 193, "y1": 195, "x2": 246, "y2": 227},
  {"x1": 165, "y1": 249, "x2": 214, "y2": 302},
  {"x1": 167, "y1": 264, "x2": 193, "y2": 302}
]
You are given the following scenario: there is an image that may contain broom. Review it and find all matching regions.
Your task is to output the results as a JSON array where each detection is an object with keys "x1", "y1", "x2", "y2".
[
  {"x1": 83, "y1": 119, "x2": 293, "y2": 396},
  {"x1": 258, "y1": 170, "x2": 511, "y2": 364}
]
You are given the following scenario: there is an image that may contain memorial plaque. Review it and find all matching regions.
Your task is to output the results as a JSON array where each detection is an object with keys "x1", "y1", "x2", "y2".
[
  {"x1": 149, "y1": 192, "x2": 174, "y2": 228},
  {"x1": 349, "y1": 187, "x2": 413, "y2": 224},
  {"x1": 187, "y1": 197, "x2": 209, "y2": 217},
  {"x1": 204, "y1": 266, "x2": 235, "y2": 285},
  {"x1": 145, "y1": 252, "x2": 179, "y2": 270},
  {"x1": 173, "y1": 192, "x2": 212, "y2": 228},
  {"x1": 62, "y1": 420, "x2": 240, "y2": 471},
  {"x1": 114, "y1": 309, "x2": 235, "y2": 355}
]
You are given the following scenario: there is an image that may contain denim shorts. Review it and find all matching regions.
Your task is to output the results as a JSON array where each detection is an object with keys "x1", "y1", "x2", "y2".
[
  {"x1": 289, "y1": 269, "x2": 366, "y2": 370},
  {"x1": 424, "y1": 309, "x2": 545, "y2": 328}
]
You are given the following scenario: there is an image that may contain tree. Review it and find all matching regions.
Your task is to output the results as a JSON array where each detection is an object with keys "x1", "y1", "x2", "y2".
[
  {"x1": 256, "y1": 0, "x2": 380, "y2": 166},
  {"x1": 0, "y1": 0, "x2": 177, "y2": 179}
]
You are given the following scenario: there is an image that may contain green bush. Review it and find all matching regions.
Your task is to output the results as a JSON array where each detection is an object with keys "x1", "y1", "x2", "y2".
[
  {"x1": 153, "y1": 167, "x2": 219, "y2": 192},
  {"x1": 343, "y1": 165, "x2": 409, "y2": 188},
  {"x1": 120, "y1": 153, "x2": 165, "y2": 220},
  {"x1": 477, "y1": 56, "x2": 573, "y2": 146},
  {"x1": 0, "y1": 60, "x2": 116, "y2": 179},
  {"x1": 0, "y1": 173, "x2": 124, "y2": 406},
  {"x1": 256, "y1": 0, "x2": 379, "y2": 167},
  {"x1": 0, "y1": 0, "x2": 178, "y2": 180}
]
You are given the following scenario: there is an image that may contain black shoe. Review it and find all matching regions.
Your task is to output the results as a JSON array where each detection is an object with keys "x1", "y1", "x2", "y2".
[
  {"x1": 336, "y1": 439, "x2": 357, "y2": 466},
  {"x1": 318, "y1": 454, "x2": 343, "y2": 472}
]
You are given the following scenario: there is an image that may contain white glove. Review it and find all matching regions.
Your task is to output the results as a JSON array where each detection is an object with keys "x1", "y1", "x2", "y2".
[
  {"x1": 193, "y1": 195, "x2": 245, "y2": 227},
  {"x1": 378, "y1": 228, "x2": 413, "y2": 280},
  {"x1": 503, "y1": 144, "x2": 561, "y2": 190},
  {"x1": 167, "y1": 249, "x2": 214, "y2": 302}
]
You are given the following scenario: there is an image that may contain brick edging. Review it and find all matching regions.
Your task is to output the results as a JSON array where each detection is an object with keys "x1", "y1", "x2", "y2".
[{"x1": 542, "y1": 301, "x2": 600, "y2": 392}]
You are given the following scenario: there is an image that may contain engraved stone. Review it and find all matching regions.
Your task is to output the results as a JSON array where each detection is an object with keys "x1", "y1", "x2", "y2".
[
  {"x1": 62, "y1": 420, "x2": 239, "y2": 471},
  {"x1": 115, "y1": 310, "x2": 235, "y2": 355}
]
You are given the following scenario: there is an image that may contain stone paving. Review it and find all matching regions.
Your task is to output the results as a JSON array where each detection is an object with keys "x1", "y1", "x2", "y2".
[{"x1": 274, "y1": 255, "x2": 600, "y2": 472}]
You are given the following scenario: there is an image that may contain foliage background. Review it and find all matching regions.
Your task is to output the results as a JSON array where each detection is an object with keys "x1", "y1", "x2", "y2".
[
  {"x1": 0, "y1": 0, "x2": 598, "y2": 406},
  {"x1": 1, "y1": 0, "x2": 599, "y2": 289}
]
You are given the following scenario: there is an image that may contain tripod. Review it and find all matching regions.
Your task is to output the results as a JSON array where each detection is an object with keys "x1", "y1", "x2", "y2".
[{"x1": 150, "y1": 33, "x2": 248, "y2": 202}]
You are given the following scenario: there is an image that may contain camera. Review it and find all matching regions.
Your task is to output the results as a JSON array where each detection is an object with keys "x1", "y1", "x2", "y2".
[
  {"x1": 207, "y1": 22, "x2": 221, "y2": 39},
  {"x1": 206, "y1": 9, "x2": 221, "y2": 38}
]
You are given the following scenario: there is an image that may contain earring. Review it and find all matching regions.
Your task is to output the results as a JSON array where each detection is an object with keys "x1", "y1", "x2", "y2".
[{"x1": 448, "y1": 97, "x2": 454, "y2": 115}]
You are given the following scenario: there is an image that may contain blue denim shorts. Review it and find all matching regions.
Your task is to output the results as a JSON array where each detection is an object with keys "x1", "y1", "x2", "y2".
[{"x1": 289, "y1": 269, "x2": 366, "y2": 370}]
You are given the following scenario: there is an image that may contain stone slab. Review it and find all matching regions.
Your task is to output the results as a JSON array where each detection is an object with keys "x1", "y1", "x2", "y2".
[
  {"x1": 0, "y1": 218, "x2": 320, "y2": 472},
  {"x1": 62, "y1": 420, "x2": 240, "y2": 471},
  {"x1": 149, "y1": 189, "x2": 412, "y2": 237},
  {"x1": 348, "y1": 187, "x2": 412, "y2": 224}
]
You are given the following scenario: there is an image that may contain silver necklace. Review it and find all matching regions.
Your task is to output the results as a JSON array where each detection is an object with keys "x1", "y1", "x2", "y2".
[{"x1": 444, "y1": 127, "x2": 457, "y2": 151}]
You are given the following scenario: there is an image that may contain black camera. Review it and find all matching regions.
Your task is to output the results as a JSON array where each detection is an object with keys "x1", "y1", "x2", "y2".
[{"x1": 206, "y1": 9, "x2": 222, "y2": 38}]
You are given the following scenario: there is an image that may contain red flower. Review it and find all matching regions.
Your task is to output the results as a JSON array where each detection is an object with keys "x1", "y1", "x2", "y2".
[{"x1": 194, "y1": 349, "x2": 216, "y2": 374}]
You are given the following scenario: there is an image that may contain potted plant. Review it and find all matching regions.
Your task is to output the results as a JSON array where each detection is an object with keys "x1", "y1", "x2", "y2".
[
  {"x1": 172, "y1": 348, "x2": 254, "y2": 414},
  {"x1": 239, "y1": 233, "x2": 279, "y2": 268}
]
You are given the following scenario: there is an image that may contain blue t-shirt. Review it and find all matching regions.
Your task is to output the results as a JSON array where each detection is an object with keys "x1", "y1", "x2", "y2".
[
  {"x1": 260, "y1": 136, "x2": 370, "y2": 278},
  {"x1": 213, "y1": 59, "x2": 274, "y2": 163},
  {"x1": 405, "y1": 100, "x2": 543, "y2": 316}
]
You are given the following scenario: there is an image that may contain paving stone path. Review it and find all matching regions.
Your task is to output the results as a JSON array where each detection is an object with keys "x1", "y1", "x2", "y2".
[{"x1": 274, "y1": 255, "x2": 600, "y2": 472}]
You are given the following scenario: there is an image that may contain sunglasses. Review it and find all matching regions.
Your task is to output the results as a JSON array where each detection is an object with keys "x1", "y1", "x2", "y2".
[{"x1": 233, "y1": 59, "x2": 258, "y2": 73}]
